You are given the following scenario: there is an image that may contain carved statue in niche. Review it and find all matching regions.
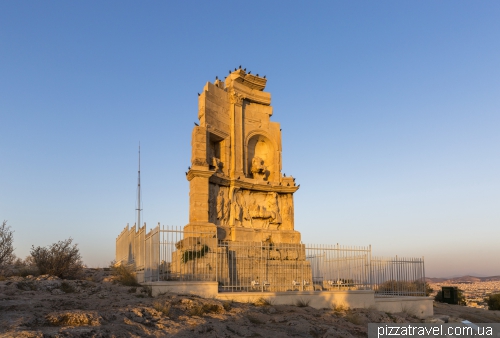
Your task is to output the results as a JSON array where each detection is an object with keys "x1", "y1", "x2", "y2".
[
  {"x1": 211, "y1": 157, "x2": 223, "y2": 172},
  {"x1": 251, "y1": 156, "x2": 267, "y2": 180},
  {"x1": 208, "y1": 140, "x2": 223, "y2": 173}
]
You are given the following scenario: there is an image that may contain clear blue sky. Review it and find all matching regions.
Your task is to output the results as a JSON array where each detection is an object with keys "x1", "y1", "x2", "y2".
[{"x1": 1, "y1": 1, "x2": 499, "y2": 278}]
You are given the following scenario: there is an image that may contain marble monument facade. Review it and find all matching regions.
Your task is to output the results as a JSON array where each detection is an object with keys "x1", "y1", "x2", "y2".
[{"x1": 185, "y1": 68, "x2": 300, "y2": 244}]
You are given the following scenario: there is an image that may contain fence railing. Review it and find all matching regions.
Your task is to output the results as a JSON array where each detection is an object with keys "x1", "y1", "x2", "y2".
[
  {"x1": 116, "y1": 225, "x2": 426, "y2": 296},
  {"x1": 371, "y1": 256, "x2": 426, "y2": 297},
  {"x1": 306, "y1": 244, "x2": 371, "y2": 291}
]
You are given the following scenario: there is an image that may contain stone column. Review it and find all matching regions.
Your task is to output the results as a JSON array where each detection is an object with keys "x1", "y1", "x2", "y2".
[{"x1": 229, "y1": 92, "x2": 244, "y2": 179}]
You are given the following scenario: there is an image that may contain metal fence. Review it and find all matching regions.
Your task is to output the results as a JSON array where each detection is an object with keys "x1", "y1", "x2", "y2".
[
  {"x1": 116, "y1": 225, "x2": 426, "y2": 296},
  {"x1": 371, "y1": 256, "x2": 426, "y2": 297},
  {"x1": 307, "y1": 244, "x2": 371, "y2": 291}
]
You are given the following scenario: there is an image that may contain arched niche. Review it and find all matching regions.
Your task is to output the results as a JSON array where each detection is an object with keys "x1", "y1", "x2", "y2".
[{"x1": 246, "y1": 133, "x2": 277, "y2": 181}]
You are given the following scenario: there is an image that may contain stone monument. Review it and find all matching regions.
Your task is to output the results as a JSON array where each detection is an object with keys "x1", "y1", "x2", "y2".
[
  {"x1": 173, "y1": 68, "x2": 311, "y2": 290},
  {"x1": 186, "y1": 68, "x2": 300, "y2": 243}
]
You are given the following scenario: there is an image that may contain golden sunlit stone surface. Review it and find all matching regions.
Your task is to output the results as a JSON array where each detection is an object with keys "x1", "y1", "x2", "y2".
[{"x1": 186, "y1": 69, "x2": 300, "y2": 244}]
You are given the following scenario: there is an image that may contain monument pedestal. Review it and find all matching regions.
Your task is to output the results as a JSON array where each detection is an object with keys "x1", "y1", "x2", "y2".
[{"x1": 215, "y1": 226, "x2": 301, "y2": 244}]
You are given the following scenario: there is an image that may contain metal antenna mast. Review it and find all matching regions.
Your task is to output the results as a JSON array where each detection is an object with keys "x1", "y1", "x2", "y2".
[{"x1": 136, "y1": 143, "x2": 142, "y2": 228}]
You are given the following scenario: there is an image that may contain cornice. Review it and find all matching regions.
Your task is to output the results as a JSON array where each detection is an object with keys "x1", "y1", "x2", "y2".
[
  {"x1": 187, "y1": 168, "x2": 215, "y2": 181},
  {"x1": 209, "y1": 174, "x2": 299, "y2": 193}
]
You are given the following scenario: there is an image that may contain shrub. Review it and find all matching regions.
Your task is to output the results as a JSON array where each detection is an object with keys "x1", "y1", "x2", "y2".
[
  {"x1": 181, "y1": 245, "x2": 209, "y2": 263},
  {"x1": 30, "y1": 238, "x2": 83, "y2": 279},
  {"x1": 14, "y1": 256, "x2": 39, "y2": 277},
  {"x1": 111, "y1": 263, "x2": 140, "y2": 286},
  {"x1": 486, "y1": 294, "x2": 500, "y2": 311},
  {"x1": 0, "y1": 220, "x2": 15, "y2": 271}
]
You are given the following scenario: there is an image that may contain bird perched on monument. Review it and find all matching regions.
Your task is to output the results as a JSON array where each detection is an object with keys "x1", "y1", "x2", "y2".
[
  {"x1": 194, "y1": 122, "x2": 199, "y2": 126},
  {"x1": 197, "y1": 93, "x2": 200, "y2": 96}
]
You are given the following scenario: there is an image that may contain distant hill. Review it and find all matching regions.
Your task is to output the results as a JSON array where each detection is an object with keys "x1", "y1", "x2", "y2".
[{"x1": 427, "y1": 275, "x2": 500, "y2": 283}]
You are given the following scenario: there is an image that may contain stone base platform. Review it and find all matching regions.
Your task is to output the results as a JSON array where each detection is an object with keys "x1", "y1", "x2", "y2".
[{"x1": 143, "y1": 281, "x2": 433, "y2": 318}]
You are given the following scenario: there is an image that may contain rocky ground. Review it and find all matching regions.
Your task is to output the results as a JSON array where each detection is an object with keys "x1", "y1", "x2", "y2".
[{"x1": 1, "y1": 269, "x2": 499, "y2": 338}]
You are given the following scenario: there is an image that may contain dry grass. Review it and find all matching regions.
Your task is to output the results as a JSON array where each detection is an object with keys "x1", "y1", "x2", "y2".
[
  {"x1": 295, "y1": 298, "x2": 311, "y2": 307},
  {"x1": 222, "y1": 300, "x2": 232, "y2": 311},
  {"x1": 46, "y1": 311, "x2": 101, "y2": 326},
  {"x1": 331, "y1": 303, "x2": 349, "y2": 313},
  {"x1": 153, "y1": 300, "x2": 171, "y2": 316},
  {"x1": 254, "y1": 297, "x2": 274, "y2": 306},
  {"x1": 189, "y1": 303, "x2": 222, "y2": 316},
  {"x1": 111, "y1": 264, "x2": 140, "y2": 287}
]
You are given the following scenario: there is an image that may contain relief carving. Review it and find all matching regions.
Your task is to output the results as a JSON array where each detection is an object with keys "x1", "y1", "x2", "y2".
[
  {"x1": 209, "y1": 185, "x2": 294, "y2": 231},
  {"x1": 211, "y1": 186, "x2": 230, "y2": 226}
]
